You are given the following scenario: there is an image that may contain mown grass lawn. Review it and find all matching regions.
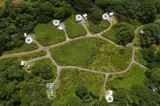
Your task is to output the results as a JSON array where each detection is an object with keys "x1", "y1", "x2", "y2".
[
  {"x1": 86, "y1": 20, "x2": 110, "y2": 34},
  {"x1": 50, "y1": 37, "x2": 132, "y2": 72},
  {"x1": 52, "y1": 69, "x2": 105, "y2": 106},
  {"x1": 34, "y1": 22, "x2": 66, "y2": 46},
  {"x1": 107, "y1": 64, "x2": 148, "y2": 90},
  {"x1": 64, "y1": 16, "x2": 87, "y2": 38},
  {"x1": 3, "y1": 43, "x2": 38, "y2": 54},
  {"x1": 50, "y1": 37, "x2": 101, "y2": 66}
]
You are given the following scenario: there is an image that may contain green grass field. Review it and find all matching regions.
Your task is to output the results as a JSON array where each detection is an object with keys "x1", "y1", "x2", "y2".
[
  {"x1": 50, "y1": 37, "x2": 132, "y2": 72},
  {"x1": 64, "y1": 16, "x2": 87, "y2": 38},
  {"x1": 30, "y1": 58, "x2": 57, "y2": 81},
  {"x1": 86, "y1": 20, "x2": 110, "y2": 34},
  {"x1": 102, "y1": 17, "x2": 118, "y2": 43},
  {"x1": 34, "y1": 22, "x2": 66, "y2": 46},
  {"x1": 107, "y1": 64, "x2": 148, "y2": 90},
  {"x1": 102, "y1": 25, "x2": 118, "y2": 43},
  {"x1": 52, "y1": 69, "x2": 105, "y2": 106},
  {"x1": 3, "y1": 43, "x2": 38, "y2": 54}
]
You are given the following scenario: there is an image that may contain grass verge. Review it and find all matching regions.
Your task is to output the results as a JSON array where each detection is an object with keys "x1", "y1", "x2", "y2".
[{"x1": 50, "y1": 37, "x2": 132, "y2": 72}]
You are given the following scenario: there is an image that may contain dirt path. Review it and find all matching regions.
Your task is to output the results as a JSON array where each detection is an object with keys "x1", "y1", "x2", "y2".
[{"x1": 0, "y1": 17, "x2": 149, "y2": 98}]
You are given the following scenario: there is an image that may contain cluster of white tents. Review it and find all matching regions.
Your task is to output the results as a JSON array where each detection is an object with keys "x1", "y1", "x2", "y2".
[
  {"x1": 24, "y1": 33, "x2": 33, "y2": 44},
  {"x1": 75, "y1": 13, "x2": 88, "y2": 22},
  {"x1": 52, "y1": 20, "x2": 63, "y2": 30},
  {"x1": 105, "y1": 90, "x2": 114, "y2": 103},
  {"x1": 102, "y1": 12, "x2": 114, "y2": 21}
]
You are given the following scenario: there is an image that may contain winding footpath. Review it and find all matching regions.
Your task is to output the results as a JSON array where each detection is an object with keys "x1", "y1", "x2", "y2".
[{"x1": 0, "y1": 17, "x2": 149, "y2": 98}]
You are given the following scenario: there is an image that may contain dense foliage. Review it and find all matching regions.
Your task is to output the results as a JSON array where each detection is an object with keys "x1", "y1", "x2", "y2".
[
  {"x1": 0, "y1": 58, "x2": 52, "y2": 106},
  {"x1": 116, "y1": 22, "x2": 135, "y2": 45}
]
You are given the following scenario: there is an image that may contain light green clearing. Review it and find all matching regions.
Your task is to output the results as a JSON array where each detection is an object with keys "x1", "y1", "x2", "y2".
[
  {"x1": 86, "y1": 20, "x2": 110, "y2": 34},
  {"x1": 102, "y1": 17, "x2": 118, "y2": 43},
  {"x1": 0, "y1": 0, "x2": 4, "y2": 6},
  {"x1": 135, "y1": 49, "x2": 147, "y2": 66},
  {"x1": 64, "y1": 16, "x2": 87, "y2": 38},
  {"x1": 52, "y1": 69, "x2": 105, "y2": 106},
  {"x1": 3, "y1": 43, "x2": 38, "y2": 54},
  {"x1": 107, "y1": 64, "x2": 147, "y2": 90},
  {"x1": 34, "y1": 22, "x2": 66, "y2": 46},
  {"x1": 50, "y1": 37, "x2": 132, "y2": 72},
  {"x1": 102, "y1": 25, "x2": 118, "y2": 43},
  {"x1": 16, "y1": 50, "x2": 46, "y2": 60}
]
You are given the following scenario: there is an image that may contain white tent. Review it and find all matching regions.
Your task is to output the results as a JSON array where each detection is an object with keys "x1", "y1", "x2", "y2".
[
  {"x1": 106, "y1": 95, "x2": 113, "y2": 103},
  {"x1": 53, "y1": 20, "x2": 60, "y2": 27},
  {"x1": 25, "y1": 37, "x2": 33, "y2": 44},
  {"x1": 76, "y1": 14, "x2": 83, "y2": 22},
  {"x1": 102, "y1": 13, "x2": 110, "y2": 21}
]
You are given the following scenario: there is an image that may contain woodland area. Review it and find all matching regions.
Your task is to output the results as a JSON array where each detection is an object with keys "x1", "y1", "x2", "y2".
[{"x1": 0, "y1": 0, "x2": 160, "y2": 106}]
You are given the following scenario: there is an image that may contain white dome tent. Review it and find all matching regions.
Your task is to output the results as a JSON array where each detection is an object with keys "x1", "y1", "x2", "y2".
[
  {"x1": 106, "y1": 95, "x2": 113, "y2": 103},
  {"x1": 102, "y1": 13, "x2": 110, "y2": 21},
  {"x1": 25, "y1": 37, "x2": 33, "y2": 44},
  {"x1": 53, "y1": 20, "x2": 60, "y2": 27},
  {"x1": 76, "y1": 14, "x2": 83, "y2": 22}
]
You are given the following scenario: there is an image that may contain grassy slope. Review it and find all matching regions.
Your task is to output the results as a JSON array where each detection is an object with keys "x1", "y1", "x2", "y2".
[
  {"x1": 88, "y1": 44, "x2": 132, "y2": 72},
  {"x1": 50, "y1": 37, "x2": 132, "y2": 72},
  {"x1": 107, "y1": 64, "x2": 148, "y2": 90},
  {"x1": 102, "y1": 17, "x2": 118, "y2": 43},
  {"x1": 34, "y1": 22, "x2": 65, "y2": 46},
  {"x1": 65, "y1": 16, "x2": 87, "y2": 38},
  {"x1": 86, "y1": 20, "x2": 110, "y2": 34},
  {"x1": 52, "y1": 69, "x2": 105, "y2": 106},
  {"x1": 135, "y1": 49, "x2": 147, "y2": 66},
  {"x1": 3, "y1": 43, "x2": 38, "y2": 54}
]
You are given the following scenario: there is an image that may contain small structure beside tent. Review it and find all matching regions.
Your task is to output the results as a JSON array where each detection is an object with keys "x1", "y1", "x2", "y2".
[
  {"x1": 139, "y1": 30, "x2": 144, "y2": 35},
  {"x1": 151, "y1": 88, "x2": 157, "y2": 92},
  {"x1": 76, "y1": 14, "x2": 83, "y2": 22},
  {"x1": 109, "y1": 12, "x2": 114, "y2": 17},
  {"x1": 83, "y1": 13, "x2": 88, "y2": 20},
  {"x1": 58, "y1": 26, "x2": 63, "y2": 30},
  {"x1": 53, "y1": 20, "x2": 60, "y2": 27},
  {"x1": 27, "y1": 65, "x2": 31, "y2": 71},
  {"x1": 25, "y1": 37, "x2": 33, "y2": 44},
  {"x1": 106, "y1": 90, "x2": 113, "y2": 96},
  {"x1": 24, "y1": 33, "x2": 28, "y2": 37},
  {"x1": 50, "y1": 89, "x2": 54, "y2": 97},
  {"x1": 21, "y1": 61, "x2": 26, "y2": 66}
]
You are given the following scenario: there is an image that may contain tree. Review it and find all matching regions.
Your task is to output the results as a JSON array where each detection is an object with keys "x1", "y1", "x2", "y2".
[{"x1": 116, "y1": 22, "x2": 135, "y2": 46}]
